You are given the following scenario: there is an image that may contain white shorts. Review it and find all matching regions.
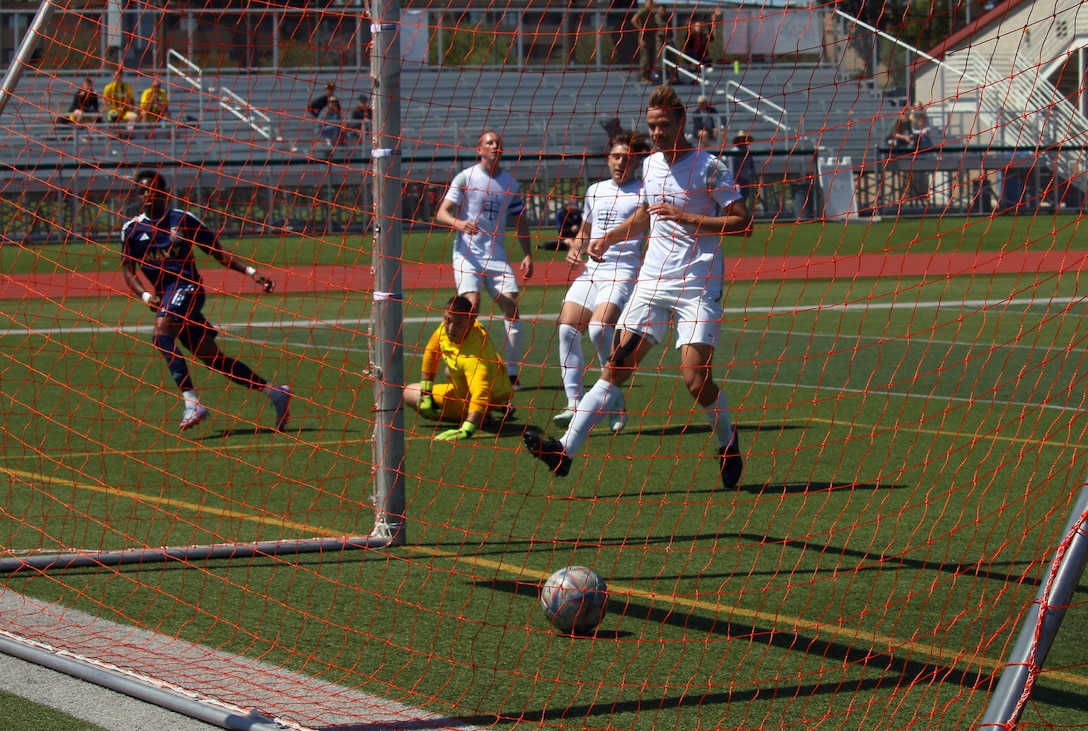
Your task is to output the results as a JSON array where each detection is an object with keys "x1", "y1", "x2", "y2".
[
  {"x1": 619, "y1": 280, "x2": 723, "y2": 349},
  {"x1": 563, "y1": 268, "x2": 637, "y2": 313},
  {"x1": 453, "y1": 254, "x2": 519, "y2": 299}
]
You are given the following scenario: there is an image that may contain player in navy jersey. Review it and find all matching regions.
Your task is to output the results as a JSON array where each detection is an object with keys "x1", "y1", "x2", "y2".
[{"x1": 121, "y1": 169, "x2": 291, "y2": 432}]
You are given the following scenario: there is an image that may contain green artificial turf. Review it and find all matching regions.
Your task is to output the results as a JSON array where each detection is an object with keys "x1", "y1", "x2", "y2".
[{"x1": 1, "y1": 216, "x2": 1086, "y2": 729}]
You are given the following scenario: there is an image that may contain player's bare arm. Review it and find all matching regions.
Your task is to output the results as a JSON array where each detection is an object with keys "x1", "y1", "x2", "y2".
[
  {"x1": 586, "y1": 205, "x2": 650, "y2": 261},
  {"x1": 515, "y1": 211, "x2": 534, "y2": 278},
  {"x1": 564, "y1": 220, "x2": 592, "y2": 267},
  {"x1": 647, "y1": 198, "x2": 752, "y2": 237},
  {"x1": 206, "y1": 238, "x2": 275, "y2": 292},
  {"x1": 434, "y1": 198, "x2": 478, "y2": 235},
  {"x1": 122, "y1": 260, "x2": 160, "y2": 307}
]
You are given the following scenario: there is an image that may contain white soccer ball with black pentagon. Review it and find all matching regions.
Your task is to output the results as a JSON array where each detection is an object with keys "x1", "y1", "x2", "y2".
[{"x1": 540, "y1": 565, "x2": 608, "y2": 634}]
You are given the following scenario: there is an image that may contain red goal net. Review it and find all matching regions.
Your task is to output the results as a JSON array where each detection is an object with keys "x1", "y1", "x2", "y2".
[{"x1": 1, "y1": 1, "x2": 1086, "y2": 729}]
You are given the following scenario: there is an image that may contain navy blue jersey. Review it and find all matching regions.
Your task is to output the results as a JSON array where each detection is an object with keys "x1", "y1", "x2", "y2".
[{"x1": 121, "y1": 209, "x2": 219, "y2": 294}]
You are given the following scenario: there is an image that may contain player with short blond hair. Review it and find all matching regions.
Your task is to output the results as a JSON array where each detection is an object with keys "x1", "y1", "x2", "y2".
[{"x1": 434, "y1": 129, "x2": 534, "y2": 388}]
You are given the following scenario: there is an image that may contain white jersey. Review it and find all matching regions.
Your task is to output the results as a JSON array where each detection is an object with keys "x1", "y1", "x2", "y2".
[
  {"x1": 637, "y1": 148, "x2": 741, "y2": 296},
  {"x1": 582, "y1": 177, "x2": 644, "y2": 280},
  {"x1": 444, "y1": 163, "x2": 525, "y2": 267}
]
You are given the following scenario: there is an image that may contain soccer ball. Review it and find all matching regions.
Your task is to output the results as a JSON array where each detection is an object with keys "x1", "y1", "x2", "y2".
[{"x1": 540, "y1": 566, "x2": 608, "y2": 634}]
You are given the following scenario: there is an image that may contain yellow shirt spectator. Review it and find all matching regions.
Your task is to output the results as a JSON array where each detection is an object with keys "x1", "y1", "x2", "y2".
[
  {"x1": 103, "y1": 75, "x2": 134, "y2": 123},
  {"x1": 139, "y1": 81, "x2": 170, "y2": 123}
]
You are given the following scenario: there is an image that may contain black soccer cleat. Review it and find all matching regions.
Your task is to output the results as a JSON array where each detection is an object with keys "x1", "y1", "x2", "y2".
[
  {"x1": 717, "y1": 427, "x2": 744, "y2": 489},
  {"x1": 522, "y1": 429, "x2": 572, "y2": 477}
]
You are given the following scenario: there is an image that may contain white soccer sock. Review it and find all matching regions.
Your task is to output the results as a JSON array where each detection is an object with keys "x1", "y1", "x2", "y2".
[
  {"x1": 182, "y1": 390, "x2": 200, "y2": 408},
  {"x1": 587, "y1": 321, "x2": 615, "y2": 372},
  {"x1": 560, "y1": 379, "x2": 617, "y2": 455},
  {"x1": 699, "y1": 386, "x2": 735, "y2": 449},
  {"x1": 504, "y1": 319, "x2": 523, "y2": 377},
  {"x1": 558, "y1": 323, "x2": 584, "y2": 404}
]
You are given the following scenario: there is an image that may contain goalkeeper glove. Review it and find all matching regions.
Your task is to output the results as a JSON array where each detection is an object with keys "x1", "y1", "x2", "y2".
[
  {"x1": 418, "y1": 381, "x2": 441, "y2": 420},
  {"x1": 435, "y1": 421, "x2": 478, "y2": 442}
]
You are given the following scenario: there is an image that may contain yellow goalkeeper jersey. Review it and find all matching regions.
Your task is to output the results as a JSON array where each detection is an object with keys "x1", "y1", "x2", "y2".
[{"x1": 422, "y1": 321, "x2": 512, "y2": 415}]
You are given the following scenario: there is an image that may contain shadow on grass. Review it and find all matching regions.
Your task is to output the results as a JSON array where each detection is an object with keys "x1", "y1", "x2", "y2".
[
  {"x1": 592, "y1": 479, "x2": 904, "y2": 499},
  {"x1": 468, "y1": 530, "x2": 1042, "y2": 589},
  {"x1": 463, "y1": 579, "x2": 1088, "y2": 727},
  {"x1": 199, "y1": 425, "x2": 319, "y2": 440}
]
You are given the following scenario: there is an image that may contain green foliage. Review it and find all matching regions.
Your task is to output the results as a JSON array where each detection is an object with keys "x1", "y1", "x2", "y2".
[{"x1": 431, "y1": 21, "x2": 515, "y2": 68}]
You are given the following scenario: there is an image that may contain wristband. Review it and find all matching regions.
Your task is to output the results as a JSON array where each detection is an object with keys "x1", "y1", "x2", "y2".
[
  {"x1": 420, "y1": 380, "x2": 434, "y2": 394},
  {"x1": 245, "y1": 266, "x2": 258, "y2": 276},
  {"x1": 141, "y1": 291, "x2": 153, "y2": 303}
]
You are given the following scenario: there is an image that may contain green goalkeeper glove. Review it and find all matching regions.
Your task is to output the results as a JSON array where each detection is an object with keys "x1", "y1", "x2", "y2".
[
  {"x1": 418, "y1": 381, "x2": 441, "y2": 420},
  {"x1": 435, "y1": 421, "x2": 478, "y2": 442},
  {"x1": 418, "y1": 395, "x2": 442, "y2": 420}
]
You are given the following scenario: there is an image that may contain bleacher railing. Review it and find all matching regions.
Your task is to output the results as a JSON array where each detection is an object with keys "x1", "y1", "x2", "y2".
[{"x1": 165, "y1": 49, "x2": 275, "y2": 141}]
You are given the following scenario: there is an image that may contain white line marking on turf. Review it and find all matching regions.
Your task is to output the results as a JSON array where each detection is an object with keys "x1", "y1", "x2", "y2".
[{"x1": 3, "y1": 294, "x2": 1086, "y2": 339}]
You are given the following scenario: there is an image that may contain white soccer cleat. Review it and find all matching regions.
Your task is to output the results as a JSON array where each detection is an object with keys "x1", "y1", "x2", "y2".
[
  {"x1": 608, "y1": 389, "x2": 627, "y2": 434},
  {"x1": 552, "y1": 408, "x2": 576, "y2": 427},
  {"x1": 179, "y1": 404, "x2": 209, "y2": 432},
  {"x1": 269, "y1": 385, "x2": 292, "y2": 432}
]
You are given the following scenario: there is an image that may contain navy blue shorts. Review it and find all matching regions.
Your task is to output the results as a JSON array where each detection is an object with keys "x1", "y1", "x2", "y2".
[{"x1": 158, "y1": 283, "x2": 217, "y2": 351}]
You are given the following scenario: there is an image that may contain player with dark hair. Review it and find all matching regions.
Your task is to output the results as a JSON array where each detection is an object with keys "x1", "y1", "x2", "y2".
[
  {"x1": 553, "y1": 128, "x2": 651, "y2": 432},
  {"x1": 404, "y1": 295, "x2": 514, "y2": 441},
  {"x1": 523, "y1": 85, "x2": 752, "y2": 488},
  {"x1": 121, "y1": 169, "x2": 291, "y2": 432}
]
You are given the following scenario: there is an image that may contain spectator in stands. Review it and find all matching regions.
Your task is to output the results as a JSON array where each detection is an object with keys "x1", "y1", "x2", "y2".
[
  {"x1": 692, "y1": 95, "x2": 719, "y2": 147},
  {"x1": 731, "y1": 131, "x2": 756, "y2": 207},
  {"x1": 434, "y1": 129, "x2": 534, "y2": 389},
  {"x1": 905, "y1": 105, "x2": 934, "y2": 200},
  {"x1": 307, "y1": 82, "x2": 336, "y2": 119},
  {"x1": 404, "y1": 295, "x2": 515, "y2": 442},
  {"x1": 103, "y1": 68, "x2": 136, "y2": 124},
  {"x1": 682, "y1": 16, "x2": 716, "y2": 77},
  {"x1": 67, "y1": 77, "x2": 100, "y2": 124},
  {"x1": 347, "y1": 94, "x2": 373, "y2": 139},
  {"x1": 138, "y1": 79, "x2": 171, "y2": 127},
  {"x1": 318, "y1": 96, "x2": 345, "y2": 146},
  {"x1": 632, "y1": 0, "x2": 667, "y2": 83},
  {"x1": 886, "y1": 103, "x2": 914, "y2": 154},
  {"x1": 885, "y1": 103, "x2": 933, "y2": 205}
]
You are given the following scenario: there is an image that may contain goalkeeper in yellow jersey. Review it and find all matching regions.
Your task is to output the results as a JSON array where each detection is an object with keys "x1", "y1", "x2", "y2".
[{"x1": 404, "y1": 296, "x2": 515, "y2": 441}]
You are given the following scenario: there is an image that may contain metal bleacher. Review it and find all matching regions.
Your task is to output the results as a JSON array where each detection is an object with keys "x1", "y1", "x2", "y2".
[{"x1": 0, "y1": 59, "x2": 895, "y2": 232}]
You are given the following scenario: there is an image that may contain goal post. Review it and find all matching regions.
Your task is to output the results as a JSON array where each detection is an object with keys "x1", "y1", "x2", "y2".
[
  {"x1": 980, "y1": 483, "x2": 1088, "y2": 728},
  {"x1": 0, "y1": 0, "x2": 58, "y2": 118},
  {"x1": 367, "y1": 0, "x2": 408, "y2": 545}
]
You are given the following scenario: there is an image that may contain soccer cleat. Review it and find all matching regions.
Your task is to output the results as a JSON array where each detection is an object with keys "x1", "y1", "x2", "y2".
[
  {"x1": 552, "y1": 408, "x2": 576, "y2": 427},
  {"x1": 179, "y1": 404, "x2": 209, "y2": 432},
  {"x1": 522, "y1": 430, "x2": 572, "y2": 477},
  {"x1": 510, "y1": 374, "x2": 523, "y2": 392},
  {"x1": 717, "y1": 427, "x2": 744, "y2": 489},
  {"x1": 269, "y1": 385, "x2": 292, "y2": 431},
  {"x1": 608, "y1": 389, "x2": 628, "y2": 434}
]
